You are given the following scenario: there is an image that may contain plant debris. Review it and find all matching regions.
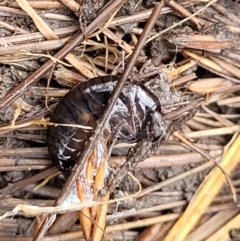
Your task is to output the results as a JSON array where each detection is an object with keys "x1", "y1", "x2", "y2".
[{"x1": 0, "y1": 0, "x2": 240, "y2": 240}]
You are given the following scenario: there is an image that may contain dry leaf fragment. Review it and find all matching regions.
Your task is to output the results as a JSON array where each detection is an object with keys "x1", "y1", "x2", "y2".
[
  {"x1": 188, "y1": 78, "x2": 232, "y2": 94},
  {"x1": 169, "y1": 34, "x2": 232, "y2": 50}
]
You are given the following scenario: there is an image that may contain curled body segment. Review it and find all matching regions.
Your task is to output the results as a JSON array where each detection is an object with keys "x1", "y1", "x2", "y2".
[{"x1": 47, "y1": 75, "x2": 161, "y2": 171}]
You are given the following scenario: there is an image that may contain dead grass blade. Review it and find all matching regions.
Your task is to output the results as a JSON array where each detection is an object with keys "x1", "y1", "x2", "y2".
[
  {"x1": 15, "y1": 0, "x2": 58, "y2": 40},
  {"x1": 163, "y1": 134, "x2": 240, "y2": 241}
]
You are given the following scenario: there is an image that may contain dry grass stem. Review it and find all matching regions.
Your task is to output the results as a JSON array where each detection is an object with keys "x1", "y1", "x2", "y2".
[
  {"x1": 9, "y1": 1, "x2": 64, "y2": 9},
  {"x1": 58, "y1": 0, "x2": 80, "y2": 13},
  {"x1": 163, "y1": 134, "x2": 240, "y2": 241},
  {"x1": 15, "y1": 0, "x2": 58, "y2": 40}
]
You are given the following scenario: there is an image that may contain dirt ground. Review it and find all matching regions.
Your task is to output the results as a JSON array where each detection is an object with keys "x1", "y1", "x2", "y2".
[{"x1": 0, "y1": 0, "x2": 240, "y2": 240}]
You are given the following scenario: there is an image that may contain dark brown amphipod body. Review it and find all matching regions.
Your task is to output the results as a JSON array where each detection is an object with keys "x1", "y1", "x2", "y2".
[{"x1": 47, "y1": 75, "x2": 161, "y2": 172}]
